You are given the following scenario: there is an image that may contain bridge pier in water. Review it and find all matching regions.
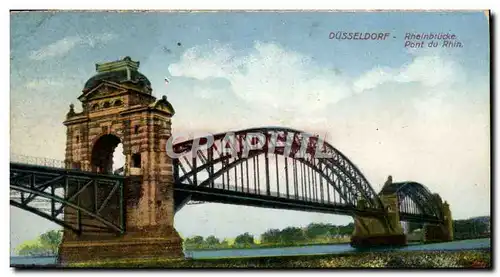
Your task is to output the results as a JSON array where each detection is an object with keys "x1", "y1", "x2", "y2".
[
  {"x1": 423, "y1": 201, "x2": 453, "y2": 243},
  {"x1": 58, "y1": 57, "x2": 183, "y2": 264},
  {"x1": 350, "y1": 194, "x2": 407, "y2": 248},
  {"x1": 351, "y1": 190, "x2": 453, "y2": 247},
  {"x1": 58, "y1": 176, "x2": 184, "y2": 264}
]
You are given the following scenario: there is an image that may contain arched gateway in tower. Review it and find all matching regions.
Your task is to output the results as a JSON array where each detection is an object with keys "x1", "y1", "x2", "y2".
[{"x1": 59, "y1": 57, "x2": 183, "y2": 263}]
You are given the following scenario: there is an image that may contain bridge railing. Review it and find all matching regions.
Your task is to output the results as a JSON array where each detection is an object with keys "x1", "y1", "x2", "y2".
[
  {"x1": 10, "y1": 154, "x2": 125, "y2": 176},
  {"x1": 10, "y1": 154, "x2": 66, "y2": 169}
]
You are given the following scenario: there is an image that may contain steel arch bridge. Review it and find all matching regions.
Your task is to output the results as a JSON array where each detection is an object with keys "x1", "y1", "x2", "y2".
[
  {"x1": 10, "y1": 127, "x2": 445, "y2": 234},
  {"x1": 172, "y1": 127, "x2": 444, "y2": 224},
  {"x1": 380, "y1": 181, "x2": 444, "y2": 223},
  {"x1": 172, "y1": 127, "x2": 382, "y2": 211}
]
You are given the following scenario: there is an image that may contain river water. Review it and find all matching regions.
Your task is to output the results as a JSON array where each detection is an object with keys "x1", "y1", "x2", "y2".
[{"x1": 10, "y1": 238, "x2": 491, "y2": 266}]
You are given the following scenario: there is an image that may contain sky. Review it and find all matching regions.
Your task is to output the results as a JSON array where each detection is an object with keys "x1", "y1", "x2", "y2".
[{"x1": 9, "y1": 11, "x2": 490, "y2": 254}]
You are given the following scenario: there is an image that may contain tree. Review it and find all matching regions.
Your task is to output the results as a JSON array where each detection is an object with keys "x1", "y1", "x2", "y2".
[
  {"x1": 16, "y1": 240, "x2": 47, "y2": 256},
  {"x1": 220, "y1": 239, "x2": 230, "y2": 247},
  {"x1": 205, "y1": 235, "x2": 220, "y2": 246},
  {"x1": 453, "y1": 218, "x2": 489, "y2": 239},
  {"x1": 185, "y1": 235, "x2": 204, "y2": 245},
  {"x1": 305, "y1": 223, "x2": 333, "y2": 239},
  {"x1": 16, "y1": 230, "x2": 63, "y2": 256},
  {"x1": 234, "y1": 232, "x2": 254, "y2": 245},
  {"x1": 279, "y1": 227, "x2": 306, "y2": 243},
  {"x1": 261, "y1": 229, "x2": 281, "y2": 244},
  {"x1": 338, "y1": 223, "x2": 355, "y2": 236},
  {"x1": 39, "y1": 230, "x2": 62, "y2": 254}
]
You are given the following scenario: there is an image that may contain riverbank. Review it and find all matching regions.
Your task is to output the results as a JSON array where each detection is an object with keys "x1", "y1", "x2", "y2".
[
  {"x1": 65, "y1": 249, "x2": 490, "y2": 268},
  {"x1": 12, "y1": 238, "x2": 491, "y2": 268},
  {"x1": 185, "y1": 239, "x2": 350, "y2": 252},
  {"x1": 182, "y1": 235, "x2": 490, "y2": 252}
]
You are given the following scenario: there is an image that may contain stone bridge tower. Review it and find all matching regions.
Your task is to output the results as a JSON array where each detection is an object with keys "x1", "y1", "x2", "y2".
[{"x1": 59, "y1": 57, "x2": 183, "y2": 263}]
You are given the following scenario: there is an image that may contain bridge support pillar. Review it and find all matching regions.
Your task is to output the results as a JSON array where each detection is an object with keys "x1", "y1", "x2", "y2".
[
  {"x1": 59, "y1": 57, "x2": 184, "y2": 265},
  {"x1": 424, "y1": 201, "x2": 453, "y2": 243},
  {"x1": 58, "y1": 174, "x2": 184, "y2": 265},
  {"x1": 350, "y1": 194, "x2": 406, "y2": 248}
]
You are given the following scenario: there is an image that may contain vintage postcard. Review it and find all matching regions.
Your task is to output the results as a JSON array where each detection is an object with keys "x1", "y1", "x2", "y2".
[{"x1": 9, "y1": 10, "x2": 491, "y2": 269}]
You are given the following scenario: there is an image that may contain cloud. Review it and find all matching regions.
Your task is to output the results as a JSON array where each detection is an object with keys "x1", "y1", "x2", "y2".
[
  {"x1": 29, "y1": 36, "x2": 81, "y2": 61},
  {"x1": 353, "y1": 55, "x2": 463, "y2": 93},
  {"x1": 169, "y1": 41, "x2": 352, "y2": 113},
  {"x1": 169, "y1": 41, "x2": 463, "y2": 117},
  {"x1": 29, "y1": 33, "x2": 117, "y2": 61},
  {"x1": 24, "y1": 79, "x2": 65, "y2": 90}
]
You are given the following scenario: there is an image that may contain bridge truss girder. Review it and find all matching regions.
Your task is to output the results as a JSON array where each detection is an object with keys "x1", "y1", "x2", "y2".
[{"x1": 10, "y1": 163, "x2": 125, "y2": 234}]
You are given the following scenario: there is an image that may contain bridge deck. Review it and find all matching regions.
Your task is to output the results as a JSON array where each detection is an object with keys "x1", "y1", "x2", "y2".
[
  {"x1": 10, "y1": 161, "x2": 444, "y2": 234},
  {"x1": 175, "y1": 184, "x2": 443, "y2": 224},
  {"x1": 175, "y1": 184, "x2": 382, "y2": 217}
]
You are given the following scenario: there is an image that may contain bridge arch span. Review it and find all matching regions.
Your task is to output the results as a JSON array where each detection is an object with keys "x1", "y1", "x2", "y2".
[
  {"x1": 172, "y1": 127, "x2": 384, "y2": 212},
  {"x1": 380, "y1": 181, "x2": 444, "y2": 222}
]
